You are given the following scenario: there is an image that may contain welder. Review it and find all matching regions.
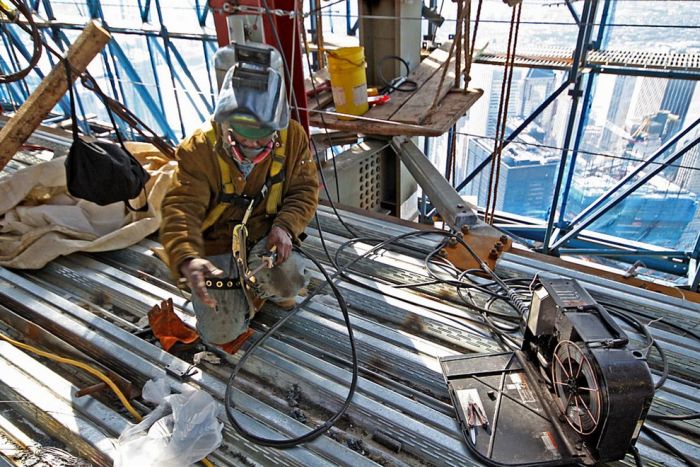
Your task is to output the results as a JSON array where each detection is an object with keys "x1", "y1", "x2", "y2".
[{"x1": 159, "y1": 42, "x2": 319, "y2": 353}]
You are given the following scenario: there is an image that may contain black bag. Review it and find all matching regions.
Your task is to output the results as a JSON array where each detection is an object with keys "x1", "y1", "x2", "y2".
[{"x1": 63, "y1": 61, "x2": 150, "y2": 211}]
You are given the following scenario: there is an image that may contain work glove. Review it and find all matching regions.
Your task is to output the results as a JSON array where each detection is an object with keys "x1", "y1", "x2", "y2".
[
  {"x1": 267, "y1": 225, "x2": 292, "y2": 265},
  {"x1": 180, "y1": 257, "x2": 224, "y2": 308}
]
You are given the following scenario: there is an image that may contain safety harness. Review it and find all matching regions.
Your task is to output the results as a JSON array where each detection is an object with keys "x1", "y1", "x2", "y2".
[
  {"x1": 200, "y1": 120, "x2": 287, "y2": 232},
  {"x1": 199, "y1": 120, "x2": 288, "y2": 317}
]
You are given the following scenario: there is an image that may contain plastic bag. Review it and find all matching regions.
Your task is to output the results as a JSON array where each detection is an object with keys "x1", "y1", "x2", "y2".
[
  {"x1": 114, "y1": 383, "x2": 223, "y2": 467},
  {"x1": 142, "y1": 377, "x2": 171, "y2": 404}
]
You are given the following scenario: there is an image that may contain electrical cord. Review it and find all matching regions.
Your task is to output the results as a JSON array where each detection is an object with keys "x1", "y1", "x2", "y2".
[
  {"x1": 332, "y1": 231, "x2": 530, "y2": 348},
  {"x1": 377, "y1": 55, "x2": 418, "y2": 93},
  {"x1": 224, "y1": 4, "x2": 364, "y2": 446},
  {"x1": 0, "y1": 331, "x2": 141, "y2": 420},
  {"x1": 230, "y1": 6, "x2": 696, "y2": 462},
  {"x1": 0, "y1": 0, "x2": 42, "y2": 84}
]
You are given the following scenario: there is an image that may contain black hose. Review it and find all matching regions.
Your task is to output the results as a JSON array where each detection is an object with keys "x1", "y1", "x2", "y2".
[
  {"x1": 224, "y1": 245, "x2": 357, "y2": 448},
  {"x1": 377, "y1": 55, "x2": 418, "y2": 93},
  {"x1": 647, "y1": 412, "x2": 700, "y2": 421},
  {"x1": 0, "y1": 0, "x2": 42, "y2": 84}
]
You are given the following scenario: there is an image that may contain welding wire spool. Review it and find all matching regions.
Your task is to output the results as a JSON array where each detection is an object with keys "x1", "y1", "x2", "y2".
[{"x1": 551, "y1": 340, "x2": 602, "y2": 436}]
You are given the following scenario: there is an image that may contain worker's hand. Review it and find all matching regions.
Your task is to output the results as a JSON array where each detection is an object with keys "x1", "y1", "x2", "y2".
[
  {"x1": 267, "y1": 226, "x2": 292, "y2": 265},
  {"x1": 180, "y1": 257, "x2": 224, "y2": 308}
]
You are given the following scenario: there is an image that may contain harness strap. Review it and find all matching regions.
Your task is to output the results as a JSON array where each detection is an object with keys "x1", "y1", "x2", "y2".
[
  {"x1": 199, "y1": 120, "x2": 287, "y2": 233},
  {"x1": 266, "y1": 130, "x2": 287, "y2": 215}
]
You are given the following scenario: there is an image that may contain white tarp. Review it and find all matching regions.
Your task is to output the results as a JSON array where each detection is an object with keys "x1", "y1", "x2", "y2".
[{"x1": 0, "y1": 143, "x2": 177, "y2": 269}]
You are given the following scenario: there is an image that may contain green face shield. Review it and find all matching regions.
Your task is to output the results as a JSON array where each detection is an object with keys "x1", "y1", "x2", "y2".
[{"x1": 229, "y1": 124, "x2": 275, "y2": 140}]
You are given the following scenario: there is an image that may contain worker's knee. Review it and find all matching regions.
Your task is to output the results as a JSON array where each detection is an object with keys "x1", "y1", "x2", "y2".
[
  {"x1": 190, "y1": 254, "x2": 249, "y2": 344},
  {"x1": 192, "y1": 287, "x2": 249, "y2": 344},
  {"x1": 253, "y1": 251, "x2": 310, "y2": 300}
]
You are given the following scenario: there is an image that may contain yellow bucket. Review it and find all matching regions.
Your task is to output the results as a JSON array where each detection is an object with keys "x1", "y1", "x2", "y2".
[{"x1": 326, "y1": 47, "x2": 369, "y2": 119}]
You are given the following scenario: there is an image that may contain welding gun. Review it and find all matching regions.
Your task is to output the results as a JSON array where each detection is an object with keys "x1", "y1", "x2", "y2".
[{"x1": 245, "y1": 246, "x2": 278, "y2": 280}]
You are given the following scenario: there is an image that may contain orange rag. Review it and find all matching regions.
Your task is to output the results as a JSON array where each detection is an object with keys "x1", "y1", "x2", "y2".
[{"x1": 148, "y1": 298, "x2": 199, "y2": 352}]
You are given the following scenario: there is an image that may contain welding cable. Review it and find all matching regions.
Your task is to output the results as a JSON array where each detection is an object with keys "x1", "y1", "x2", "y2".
[
  {"x1": 226, "y1": 228, "x2": 513, "y2": 448},
  {"x1": 600, "y1": 300, "x2": 700, "y2": 344},
  {"x1": 630, "y1": 445, "x2": 644, "y2": 467},
  {"x1": 0, "y1": 0, "x2": 42, "y2": 84},
  {"x1": 647, "y1": 412, "x2": 700, "y2": 421},
  {"x1": 333, "y1": 232, "x2": 528, "y2": 344},
  {"x1": 640, "y1": 425, "x2": 697, "y2": 466},
  {"x1": 226, "y1": 229, "x2": 479, "y2": 447},
  {"x1": 606, "y1": 308, "x2": 668, "y2": 391},
  {"x1": 224, "y1": 245, "x2": 357, "y2": 448},
  {"x1": 377, "y1": 55, "x2": 418, "y2": 93}
]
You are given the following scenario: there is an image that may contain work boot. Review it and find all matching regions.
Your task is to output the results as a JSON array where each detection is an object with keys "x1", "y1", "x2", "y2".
[
  {"x1": 218, "y1": 328, "x2": 255, "y2": 354},
  {"x1": 272, "y1": 297, "x2": 297, "y2": 311}
]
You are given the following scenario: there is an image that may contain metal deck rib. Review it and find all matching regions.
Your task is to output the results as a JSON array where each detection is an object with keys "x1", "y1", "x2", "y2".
[
  {"x1": 1, "y1": 149, "x2": 699, "y2": 465},
  {"x1": 475, "y1": 48, "x2": 700, "y2": 73}
]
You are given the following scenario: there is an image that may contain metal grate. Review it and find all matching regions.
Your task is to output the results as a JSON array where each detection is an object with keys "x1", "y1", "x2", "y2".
[
  {"x1": 358, "y1": 153, "x2": 381, "y2": 210},
  {"x1": 475, "y1": 48, "x2": 700, "y2": 74}
]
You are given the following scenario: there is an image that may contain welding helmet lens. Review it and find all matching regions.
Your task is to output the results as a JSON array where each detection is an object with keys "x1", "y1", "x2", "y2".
[{"x1": 213, "y1": 43, "x2": 290, "y2": 134}]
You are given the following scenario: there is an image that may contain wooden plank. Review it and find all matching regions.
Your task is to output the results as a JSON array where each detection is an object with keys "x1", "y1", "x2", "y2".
[
  {"x1": 392, "y1": 48, "x2": 462, "y2": 124},
  {"x1": 304, "y1": 68, "x2": 334, "y2": 112},
  {"x1": 308, "y1": 88, "x2": 482, "y2": 137},
  {"x1": 0, "y1": 21, "x2": 110, "y2": 171},
  {"x1": 420, "y1": 88, "x2": 483, "y2": 134},
  {"x1": 370, "y1": 43, "x2": 454, "y2": 121}
]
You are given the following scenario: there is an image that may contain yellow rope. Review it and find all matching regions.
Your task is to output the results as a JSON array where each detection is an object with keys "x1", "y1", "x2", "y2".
[{"x1": 0, "y1": 332, "x2": 216, "y2": 467}]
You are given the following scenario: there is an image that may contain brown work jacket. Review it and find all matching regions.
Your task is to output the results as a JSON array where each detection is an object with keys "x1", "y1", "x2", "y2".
[{"x1": 160, "y1": 118, "x2": 319, "y2": 280}]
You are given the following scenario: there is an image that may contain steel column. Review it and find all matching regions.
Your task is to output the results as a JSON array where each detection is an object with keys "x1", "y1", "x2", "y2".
[
  {"x1": 209, "y1": 0, "x2": 309, "y2": 132},
  {"x1": 688, "y1": 231, "x2": 700, "y2": 291},
  {"x1": 154, "y1": 0, "x2": 187, "y2": 138},
  {"x1": 557, "y1": 72, "x2": 596, "y2": 229},
  {"x1": 542, "y1": 0, "x2": 596, "y2": 254},
  {"x1": 263, "y1": 0, "x2": 309, "y2": 132},
  {"x1": 564, "y1": 0, "x2": 580, "y2": 24},
  {"x1": 594, "y1": 0, "x2": 614, "y2": 49},
  {"x1": 106, "y1": 39, "x2": 178, "y2": 142}
]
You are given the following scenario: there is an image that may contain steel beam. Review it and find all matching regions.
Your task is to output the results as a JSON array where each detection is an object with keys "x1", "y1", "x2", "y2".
[
  {"x1": 550, "y1": 117, "x2": 700, "y2": 245},
  {"x1": 393, "y1": 136, "x2": 477, "y2": 230},
  {"x1": 690, "y1": 233, "x2": 700, "y2": 291},
  {"x1": 557, "y1": 73, "x2": 595, "y2": 229},
  {"x1": 592, "y1": 65, "x2": 700, "y2": 81},
  {"x1": 551, "y1": 132, "x2": 700, "y2": 251},
  {"x1": 454, "y1": 78, "x2": 570, "y2": 193},
  {"x1": 558, "y1": 248, "x2": 689, "y2": 258}
]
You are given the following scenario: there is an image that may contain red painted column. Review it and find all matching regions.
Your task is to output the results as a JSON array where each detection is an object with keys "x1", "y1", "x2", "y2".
[{"x1": 209, "y1": 0, "x2": 309, "y2": 133}]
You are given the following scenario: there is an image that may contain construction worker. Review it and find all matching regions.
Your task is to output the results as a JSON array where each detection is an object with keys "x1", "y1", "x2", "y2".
[{"x1": 159, "y1": 42, "x2": 318, "y2": 353}]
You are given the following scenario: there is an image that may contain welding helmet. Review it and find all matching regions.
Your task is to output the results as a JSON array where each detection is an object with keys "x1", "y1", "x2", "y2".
[{"x1": 213, "y1": 42, "x2": 290, "y2": 141}]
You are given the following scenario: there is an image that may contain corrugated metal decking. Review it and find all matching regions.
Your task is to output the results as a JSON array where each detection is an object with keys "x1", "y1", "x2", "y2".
[{"x1": 0, "y1": 142, "x2": 698, "y2": 466}]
